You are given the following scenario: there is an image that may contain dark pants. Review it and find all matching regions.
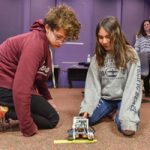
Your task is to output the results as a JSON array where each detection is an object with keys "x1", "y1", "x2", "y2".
[
  {"x1": 0, "y1": 88, "x2": 59, "y2": 129},
  {"x1": 143, "y1": 62, "x2": 150, "y2": 94}
]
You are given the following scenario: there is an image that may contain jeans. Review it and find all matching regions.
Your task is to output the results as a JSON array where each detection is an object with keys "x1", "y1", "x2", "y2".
[
  {"x1": 0, "y1": 88, "x2": 59, "y2": 129},
  {"x1": 89, "y1": 99, "x2": 122, "y2": 132}
]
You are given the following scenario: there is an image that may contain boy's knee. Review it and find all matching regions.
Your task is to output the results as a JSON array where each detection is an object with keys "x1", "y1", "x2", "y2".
[{"x1": 50, "y1": 112, "x2": 59, "y2": 128}]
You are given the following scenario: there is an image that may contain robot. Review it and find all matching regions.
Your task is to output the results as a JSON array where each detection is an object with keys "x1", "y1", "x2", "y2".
[{"x1": 68, "y1": 116, "x2": 95, "y2": 140}]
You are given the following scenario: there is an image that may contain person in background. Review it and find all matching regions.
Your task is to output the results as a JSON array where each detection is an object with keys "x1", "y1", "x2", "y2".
[
  {"x1": 79, "y1": 16, "x2": 142, "y2": 136},
  {"x1": 134, "y1": 19, "x2": 150, "y2": 97},
  {"x1": 0, "y1": 5, "x2": 81, "y2": 136}
]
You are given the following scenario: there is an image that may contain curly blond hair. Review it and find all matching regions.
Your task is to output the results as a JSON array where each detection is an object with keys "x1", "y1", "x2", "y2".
[{"x1": 44, "y1": 5, "x2": 81, "y2": 41}]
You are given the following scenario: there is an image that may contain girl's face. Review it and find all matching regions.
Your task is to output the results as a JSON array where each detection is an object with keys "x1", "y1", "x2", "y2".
[
  {"x1": 45, "y1": 24, "x2": 66, "y2": 48},
  {"x1": 144, "y1": 21, "x2": 150, "y2": 32},
  {"x1": 98, "y1": 27, "x2": 112, "y2": 51}
]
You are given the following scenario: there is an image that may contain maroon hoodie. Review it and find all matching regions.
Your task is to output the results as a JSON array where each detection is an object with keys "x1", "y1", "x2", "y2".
[{"x1": 0, "y1": 20, "x2": 52, "y2": 136}]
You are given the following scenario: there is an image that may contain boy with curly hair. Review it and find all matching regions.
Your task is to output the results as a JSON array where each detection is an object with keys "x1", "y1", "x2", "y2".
[{"x1": 0, "y1": 5, "x2": 81, "y2": 136}]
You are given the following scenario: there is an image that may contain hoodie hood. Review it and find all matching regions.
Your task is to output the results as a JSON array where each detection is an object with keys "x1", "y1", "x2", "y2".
[{"x1": 30, "y1": 19, "x2": 46, "y2": 32}]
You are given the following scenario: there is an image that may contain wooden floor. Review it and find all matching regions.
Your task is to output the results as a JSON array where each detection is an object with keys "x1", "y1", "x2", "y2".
[{"x1": 0, "y1": 88, "x2": 150, "y2": 150}]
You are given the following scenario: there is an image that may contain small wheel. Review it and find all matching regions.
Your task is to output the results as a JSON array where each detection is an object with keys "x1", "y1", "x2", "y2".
[
  {"x1": 88, "y1": 132, "x2": 94, "y2": 140},
  {"x1": 68, "y1": 134, "x2": 74, "y2": 140},
  {"x1": 67, "y1": 128, "x2": 74, "y2": 140}
]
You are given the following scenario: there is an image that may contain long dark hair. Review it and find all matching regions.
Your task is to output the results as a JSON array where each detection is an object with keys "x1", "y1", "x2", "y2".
[
  {"x1": 137, "y1": 19, "x2": 150, "y2": 37},
  {"x1": 95, "y1": 16, "x2": 136, "y2": 69}
]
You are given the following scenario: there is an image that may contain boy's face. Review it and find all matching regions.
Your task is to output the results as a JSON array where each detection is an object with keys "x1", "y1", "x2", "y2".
[{"x1": 45, "y1": 25, "x2": 66, "y2": 48}]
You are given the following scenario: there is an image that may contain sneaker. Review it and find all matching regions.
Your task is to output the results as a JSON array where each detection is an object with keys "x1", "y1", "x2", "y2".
[
  {"x1": 5, "y1": 109, "x2": 17, "y2": 120},
  {"x1": 0, "y1": 106, "x2": 19, "y2": 131},
  {"x1": 0, "y1": 106, "x2": 8, "y2": 130},
  {"x1": 0, "y1": 106, "x2": 8, "y2": 119}
]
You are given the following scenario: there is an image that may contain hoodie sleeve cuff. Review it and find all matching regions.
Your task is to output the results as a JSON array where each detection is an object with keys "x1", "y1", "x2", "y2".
[
  {"x1": 121, "y1": 120, "x2": 137, "y2": 131},
  {"x1": 21, "y1": 123, "x2": 38, "y2": 137}
]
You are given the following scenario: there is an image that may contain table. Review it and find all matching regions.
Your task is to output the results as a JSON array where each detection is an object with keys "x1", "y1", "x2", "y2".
[{"x1": 67, "y1": 67, "x2": 88, "y2": 88}]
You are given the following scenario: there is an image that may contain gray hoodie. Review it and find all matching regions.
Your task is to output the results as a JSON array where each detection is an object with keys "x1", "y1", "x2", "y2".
[{"x1": 80, "y1": 47, "x2": 142, "y2": 131}]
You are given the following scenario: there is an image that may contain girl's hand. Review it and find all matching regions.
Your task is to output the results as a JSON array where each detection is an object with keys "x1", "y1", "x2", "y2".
[{"x1": 80, "y1": 112, "x2": 89, "y2": 118}]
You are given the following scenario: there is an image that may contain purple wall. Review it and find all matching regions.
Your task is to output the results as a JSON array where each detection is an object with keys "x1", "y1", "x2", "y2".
[
  {"x1": 57, "y1": 0, "x2": 150, "y2": 87},
  {"x1": 23, "y1": 0, "x2": 55, "y2": 32},
  {"x1": 91, "y1": 0, "x2": 123, "y2": 56},
  {"x1": 122, "y1": 0, "x2": 147, "y2": 45},
  {"x1": 0, "y1": 0, "x2": 24, "y2": 42},
  {"x1": 54, "y1": 0, "x2": 95, "y2": 87},
  {"x1": 0, "y1": 0, "x2": 150, "y2": 87}
]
